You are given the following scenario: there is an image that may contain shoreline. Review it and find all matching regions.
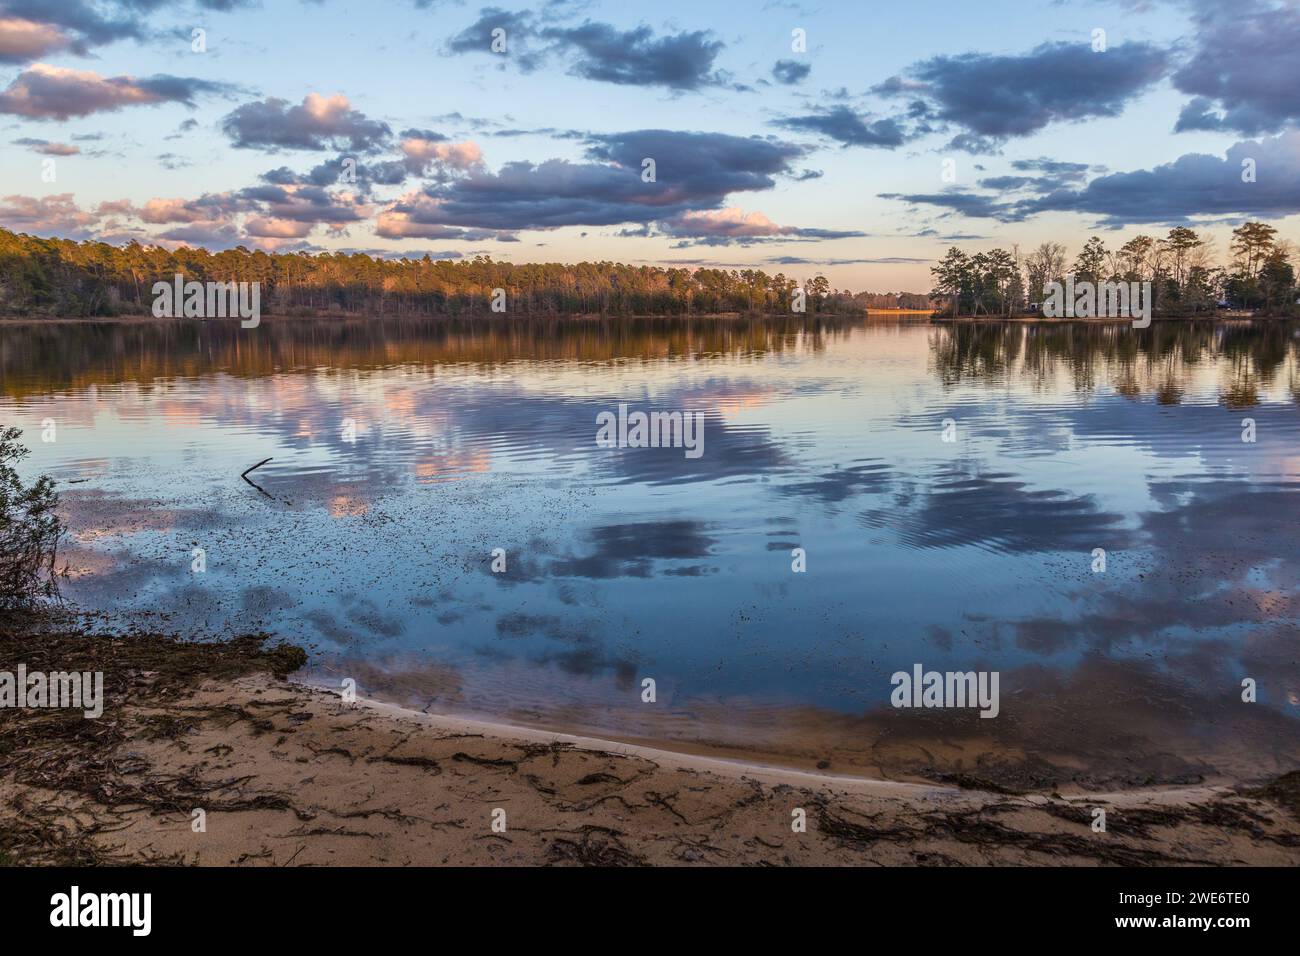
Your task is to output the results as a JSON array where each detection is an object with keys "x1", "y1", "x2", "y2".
[
  {"x1": 0, "y1": 311, "x2": 911, "y2": 325},
  {"x1": 3, "y1": 624, "x2": 1299, "y2": 866},
  {"x1": 0, "y1": 309, "x2": 1286, "y2": 326},
  {"x1": 332, "y1": 686, "x2": 948, "y2": 797}
]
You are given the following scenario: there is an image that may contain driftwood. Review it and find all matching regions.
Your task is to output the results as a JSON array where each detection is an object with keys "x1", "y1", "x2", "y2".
[{"x1": 240, "y1": 458, "x2": 277, "y2": 500}]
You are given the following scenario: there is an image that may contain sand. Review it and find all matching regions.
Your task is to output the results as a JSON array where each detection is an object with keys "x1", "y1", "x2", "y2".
[{"x1": 3, "y1": 627, "x2": 1299, "y2": 866}]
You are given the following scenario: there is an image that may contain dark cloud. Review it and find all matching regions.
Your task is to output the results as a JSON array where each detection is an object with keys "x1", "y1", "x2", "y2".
[
  {"x1": 774, "y1": 106, "x2": 909, "y2": 148},
  {"x1": 379, "y1": 129, "x2": 805, "y2": 234},
  {"x1": 771, "y1": 58, "x2": 810, "y2": 85},
  {"x1": 1020, "y1": 130, "x2": 1300, "y2": 225},
  {"x1": 0, "y1": 64, "x2": 233, "y2": 119},
  {"x1": 221, "y1": 93, "x2": 392, "y2": 152},
  {"x1": 977, "y1": 175, "x2": 1039, "y2": 192},
  {"x1": 884, "y1": 130, "x2": 1300, "y2": 226},
  {"x1": 446, "y1": 7, "x2": 728, "y2": 90},
  {"x1": 1172, "y1": 1, "x2": 1300, "y2": 135},
  {"x1": 877, "y1": 190, "x2": 1018, "y2": 222},
  {"x1": 979, "y1": 159, "x2": 1091, "y2": 193},
  {"x1": 236, "y1": 182, "x2": 369, "y2": 225},
  {"x1": 1011, "y1": 157, "x2": 1091, "y2": 180},
  {"x1": 545, "y1": 21, "x2": 726, "y2": 90},
  {"x1": 155, "y1": 222, "x2": 241, "y2": 246},
  {"x1": 445, "y1": 6, "x2": 541, "y2": 65},
  {"x1": 914, "y1": 230, "x2": 986, "y2": 240},
  {"x1": 764, "y1": 255, "x2": 928, "y2": 266},
  {"x1": 873, "y1": 41, "x2": 1168, "y2": 146},
  {"x1": 263, "y1": 153, "x2": 412, "y2": 192},
  {"x1": 946, "y1": 132, "x2": 1002, "y2": 155}
]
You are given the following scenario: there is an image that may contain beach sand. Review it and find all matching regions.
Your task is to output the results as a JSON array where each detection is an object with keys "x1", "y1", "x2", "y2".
[{"x1": 3, "y1": 626, "x2": 1299, "y2": 866}]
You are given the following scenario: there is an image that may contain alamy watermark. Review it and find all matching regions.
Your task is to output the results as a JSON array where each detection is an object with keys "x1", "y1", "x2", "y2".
[
  {"x1": 50, "y1": 886, "x2": 150, "y2": 936},
  {"x1": 152, "y1": 273, "x2": 261, "y2": 328},
  {"x1": 1, "y1": 664, "x2": 103, "y2": 718},
  {"x1": 596, "y1": 403, "x2": 704, "y2": 459},
  {"x1": 890, "y1": 663, "x2": 999, "y2": 718},
  {"x1": 1043, "y1": 276, "x2": 1151, "y2": 328}
]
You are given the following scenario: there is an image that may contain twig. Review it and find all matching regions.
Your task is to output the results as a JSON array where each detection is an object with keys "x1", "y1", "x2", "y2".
[
  {"x1": 241, "y1": 457, "x2": 273, "y2": 480},
  {"x1": 240, "y1": 458, "x2": 280, "y2": 501}
]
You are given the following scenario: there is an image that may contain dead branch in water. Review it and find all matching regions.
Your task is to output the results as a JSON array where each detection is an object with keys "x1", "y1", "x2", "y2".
[
  {"x1": 240, "y1": 457, "x2": 280, "y2": 501},
  {"x1": 241, "y1": 457, "x2": 272, "y2": 480}
]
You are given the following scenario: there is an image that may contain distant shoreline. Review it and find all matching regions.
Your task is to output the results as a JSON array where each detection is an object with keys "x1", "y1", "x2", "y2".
[
  {"x1": 7, "y1": 308, "x2": 1291, "y2": 326},
  {"x1": 930, "y1": 311, "x2": 1281, "y2": 323},
  {"x1": 0, "y1": 309, "x2": 934, "y2": 325}
]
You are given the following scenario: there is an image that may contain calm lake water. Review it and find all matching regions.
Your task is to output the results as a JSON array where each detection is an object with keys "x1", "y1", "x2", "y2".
[{"x1": 3, "y1": 315, "x2": 1298, "y2": 786}]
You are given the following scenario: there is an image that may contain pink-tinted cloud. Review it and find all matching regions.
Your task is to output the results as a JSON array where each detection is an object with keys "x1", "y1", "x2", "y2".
[
  {"x1": 12, "y1": 137, "x2": 79, "y2": 155},
  {"x1": 0, "y1": 193, "x2": 98, "y2": 236},
  {"x1": 0, "y1": 64, "x2": 231, "y2": 120},
  {"x1": 0, "y1": 17, "x2": 71, "y2": 63}
]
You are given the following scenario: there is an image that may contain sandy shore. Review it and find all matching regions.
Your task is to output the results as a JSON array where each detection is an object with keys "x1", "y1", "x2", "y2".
[{"x1": 3, "y1": 625, "x2": 1299, "y2": 866}]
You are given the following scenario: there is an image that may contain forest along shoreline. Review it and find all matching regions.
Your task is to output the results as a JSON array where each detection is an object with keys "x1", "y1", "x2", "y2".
[
  {"x1": 3, "y1": 221, "x2": 1294, "y2": 322},
  {"x1": 3, "y1": 614, "x2": 1300, "y2": 866}
]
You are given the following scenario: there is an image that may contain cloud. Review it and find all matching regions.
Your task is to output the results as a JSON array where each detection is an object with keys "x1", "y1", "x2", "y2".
[
  {"x1": 0, "y1": 1, "x2": 149, "y2": 60},
  {"x1": 0, "y1": 192, "x2": 99, "y2": 237},
  {"x1": 1020, "y1": 130, "x2": 1300, "y2": 225},
  {"x1": 877, "y1": 189, "x2": 1020, "y2": 222},
  {"x1": 0, "y1": 16, "x2": 72, "y2": 62},
  {"x1": 137, "y1": 194, "x2": 251, "y2": 224},
  {"x1": 12, "y1": 136, "x2": 78, "y2": 155},
  {"x1": 399, "y1": 132, "x2": 484, "y2": 176},
  {"x1": 446, "y1": 7, "x2": 728, "y2": 90},
  {"x1": 1011, "y1": 157, "x2": 1092, "y2": 180},
  {"x1": 771, "y1": 59, "x2": 810, "y2": 85},
  {"x1": 1172, "y1": 1, "x2": 1300, "y2": 135},
  {"x1": 445, "y1": 6, "x2": 539, "y2": 64},
  {"x1": 655, "y1": 207, "x2": 867, "y2": 247},
  {"x1": 978, "y1": 159, "x2": 1093, "y2": 194},
  {"x1": 376, "y1": 129, "x2": 806, "y2": 236},
  {"x1": 237, "y1": 181, "x2": 371, "y2": 226},
  {"x1": 374, "y1": 191, "x2": 522, "y2": 241},
  {"x1": 764, "y1": 256, "x2": 929, "y2": 266},
  {"x1": 881, "y1": 130, "x2": 1300, "y2": 226},
  {"x1": 155, "y1": 222, "x2": 241, "y2": 247},
  {"x1": 221, "y1": 93, "x2": 392, "y2": 152},
  {"x1": 0, "y1": 64, "x2": 233, "y2": 119},
  {"x1": 546, "y1": 21, "x2": 726, "y2": 90},
  {"x1": 773, "y1": 106, "x2": 909, "y2": 148},
  {"x1": 584, "y1": 129, "x2": 804, "y2": 192},
  {"x1": 872, "y1": 41, "x2": 1168, "y2": 146},
  {"x1": 244, "y1": 216, "x2": 314, "y2": 239}
]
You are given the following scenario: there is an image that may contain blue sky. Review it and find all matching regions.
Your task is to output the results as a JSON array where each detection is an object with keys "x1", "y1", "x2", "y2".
[{"x1": 1, "y1": 0, "x2": 1297, "y2": 291}]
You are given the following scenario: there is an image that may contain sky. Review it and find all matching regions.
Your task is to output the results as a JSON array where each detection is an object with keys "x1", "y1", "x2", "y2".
[{"x1": 0, "y1": 0, "x2": 1297, "y2": 292}]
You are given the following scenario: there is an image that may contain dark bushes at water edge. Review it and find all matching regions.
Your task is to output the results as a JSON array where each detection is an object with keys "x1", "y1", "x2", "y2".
[{"x1": 0, "y1": 427, "x2": 64, "y2": 608}]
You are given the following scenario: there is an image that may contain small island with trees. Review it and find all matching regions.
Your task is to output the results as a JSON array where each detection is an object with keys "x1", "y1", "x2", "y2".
[{"x1": 929, "y1": 222, "x2": 1297, "y2": 319}]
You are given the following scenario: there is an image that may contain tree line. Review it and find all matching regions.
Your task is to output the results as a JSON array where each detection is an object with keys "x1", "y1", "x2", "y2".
[
  {"x1": 0, "y1": 228, "x2": 926, "y2": 318},
  {"x1": 930, "y1": 222, "x2": 1297, "y2": 317}
]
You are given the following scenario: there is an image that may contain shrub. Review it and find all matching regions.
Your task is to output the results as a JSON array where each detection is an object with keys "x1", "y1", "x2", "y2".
[{"x1": 0, "y1": 426, "x2": 64, "y2": 607}]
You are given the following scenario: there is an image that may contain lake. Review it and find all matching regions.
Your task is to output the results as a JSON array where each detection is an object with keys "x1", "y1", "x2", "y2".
[{"x1": 3, "y1": 315, "x2": 1297, "y2": 788}]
